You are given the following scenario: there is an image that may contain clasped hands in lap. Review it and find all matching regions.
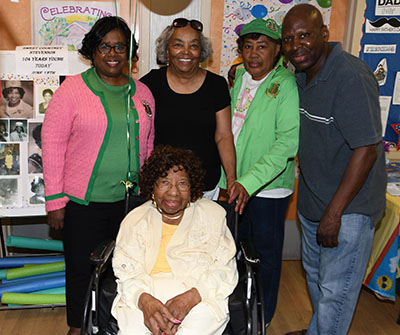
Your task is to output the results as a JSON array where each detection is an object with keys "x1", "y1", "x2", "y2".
[{"x1": 138, "y1": 288, "x2": 201, "y2": 335}]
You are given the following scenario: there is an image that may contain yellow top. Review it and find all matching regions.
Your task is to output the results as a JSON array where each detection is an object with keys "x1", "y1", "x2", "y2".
[{"x1": 150, "y1": 221, "x2": 178, "y2": 275}]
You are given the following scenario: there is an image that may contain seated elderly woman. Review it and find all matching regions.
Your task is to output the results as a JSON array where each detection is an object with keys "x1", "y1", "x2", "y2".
[{"x1": 111, "y1": 145, "x2": 238, "y2": 335}]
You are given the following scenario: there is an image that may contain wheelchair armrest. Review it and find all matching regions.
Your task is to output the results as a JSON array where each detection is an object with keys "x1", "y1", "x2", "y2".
[
  {"x1": 240, "y1": 240, "x2": 260, "y2": 265},
  {"x1": 90, "y1": 239, "x2": 116, "y2": 266}
]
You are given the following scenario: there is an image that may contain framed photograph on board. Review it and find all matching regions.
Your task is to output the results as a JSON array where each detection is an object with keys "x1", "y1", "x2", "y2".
[{"x1": 0, "y1": 80, "x2": 34, "y2": 119}]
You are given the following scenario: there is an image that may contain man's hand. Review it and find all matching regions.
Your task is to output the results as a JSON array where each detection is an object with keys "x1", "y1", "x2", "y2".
[
  {"x1": 138, "y1": 293, "x2": 179, "y2": 335},
  {"x1": 227, "y1": 63, "x2": 239, "y2": 88},
  {"x1": 47, "y1": 208, "x2": 66, "y2": 230},
  {"x1": 228, "y1": 182, "x2": 249, "y2": 214},
  {"x1": 317, "y1": 210, "x2": 341, "y2": 248},
  {"x1": 316, "y1": 144, "x2": 378, "y2": 248}
]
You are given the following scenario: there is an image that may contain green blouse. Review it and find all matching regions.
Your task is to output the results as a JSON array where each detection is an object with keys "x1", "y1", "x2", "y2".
[{"x1": 86, "y1": 68, "x2": 137, "y2": 202}]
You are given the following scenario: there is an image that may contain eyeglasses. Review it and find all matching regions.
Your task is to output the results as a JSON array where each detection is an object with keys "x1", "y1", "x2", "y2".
[
  {"x1": 156, "y1": 179, "x2": 190, "y2": 192},
  {"x1": 97, "y1": 43, "x2": 127, "y2": 54},
  {"x1": 172, "y1": 18, "x2": 203, "y2": 32}
]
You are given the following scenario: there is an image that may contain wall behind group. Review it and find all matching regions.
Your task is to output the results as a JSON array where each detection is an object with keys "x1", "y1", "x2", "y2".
[
  {"x1": 0, "y1": 0, "x2": 362, "y2": 259},
  {"x1": 0, "y1": 0, "x2": 129, "y2": 51},
  {"x1": 1, "y1": 0, "x2": 356, "y2": 75},
  {"x1": 0, "y1": 0, "x2": 360, "y2": 222},
  {"x1": 208, "y1": 0, "x2": 352, "y2": 74}
]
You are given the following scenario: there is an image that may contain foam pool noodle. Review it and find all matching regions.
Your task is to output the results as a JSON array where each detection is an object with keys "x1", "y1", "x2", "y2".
[
  {"x1": 32, "y1": 287, "x2": 65, "y2": 295},
  {"x1": 0, "y1": 275, "x2": 65, "y2": 298},
  {"x1": 1, "y1": 292, "x2": 66, "y2": 305},
  {"x1": 6, "y1": 261, "x2": 65, "y2": 280},
  {"x1": 4, "y1": 287, "x2": 66, "y2": 307},
  {"x1": 1, "y1": 271, "x2": 65, "y2": 284},
  {"x1": 0, "y1": 256, "x2": 64, "y2": 268},
  {"x1": 6, "y1": 236, "x2": 63, "y2": 252}
]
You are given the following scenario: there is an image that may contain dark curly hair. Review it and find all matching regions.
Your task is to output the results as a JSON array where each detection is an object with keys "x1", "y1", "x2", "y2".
[
  {"x1": 32, "y1": 124, "x2": 42, "y2": 149},
  {"x1": 78, "y1": 16, "x2": 138, "y2": 66},
  {"x1": 139, "y1": 145, "x2": 205, "y2": 202},
  {"x1": 42, "y1": 88, "x2": 53, "y2": 97},
  {"x1": 2, "y1": 87, "x2": 25, "y2": 99}
]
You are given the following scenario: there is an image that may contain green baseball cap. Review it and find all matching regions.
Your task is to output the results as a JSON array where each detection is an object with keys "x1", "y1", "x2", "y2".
[{"x1": 240, "y1": 18, "x2": 281, "y2": 40}]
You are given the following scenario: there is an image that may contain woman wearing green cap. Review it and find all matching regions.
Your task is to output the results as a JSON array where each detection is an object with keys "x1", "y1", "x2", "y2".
[{"x1": 221, "y1": 17, "x2": 299, "y2": 330}]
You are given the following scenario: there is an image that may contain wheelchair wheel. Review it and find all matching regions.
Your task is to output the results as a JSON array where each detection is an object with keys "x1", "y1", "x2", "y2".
[
  {"x1": 249, "y1": 292, "x2": 258, "y2": 335},
  {"x1": 81, "y1": 272, "x2": 97, "y2": 335},
  {"x1": 244, "y1": 271, "x2": 257, "y2": 335},
  {"x1": 255, "y1": 272, "x2": 266, "y2": 335},
  {"x1": 246, "y1": 269, "x2": 266, "y2": 335}
]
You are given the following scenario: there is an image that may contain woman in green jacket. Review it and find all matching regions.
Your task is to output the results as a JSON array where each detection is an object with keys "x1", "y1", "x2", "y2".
[{"x1": 222, "y1": 18, "x2": 299, "y2": 331}]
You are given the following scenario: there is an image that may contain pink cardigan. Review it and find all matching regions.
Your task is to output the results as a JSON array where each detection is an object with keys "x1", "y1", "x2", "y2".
[{"x1": 42, "y1": 71, "x2": 155, "y2": 212}]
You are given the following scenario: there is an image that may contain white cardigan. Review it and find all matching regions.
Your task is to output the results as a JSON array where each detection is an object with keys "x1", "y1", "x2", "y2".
[{"x1": 111, "y1": 198, "x2": 238, "y2": 321}]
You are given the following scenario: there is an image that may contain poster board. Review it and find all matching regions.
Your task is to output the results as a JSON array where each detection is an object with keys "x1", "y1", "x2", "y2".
[
  {"x1": 31, "y1": 1, "x2": 120, "y2": 51},
  {"x1": 359, "y1": 0, "x2": 400, "y2": 145},
  {"x1": 218, "y1": 0, "x2": 332, "y2": 77},
  {"x1": 0, "y1": 51, "x2": 89, "y2": 217}
]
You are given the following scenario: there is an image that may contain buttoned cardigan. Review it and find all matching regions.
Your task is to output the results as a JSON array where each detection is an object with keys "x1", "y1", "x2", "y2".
[
  {"x1": 42, "y1": 70, "x2": 155, "y2": 212},
  {"x1": 112, "y1": 198, "x2": 238, "y2": 322}
]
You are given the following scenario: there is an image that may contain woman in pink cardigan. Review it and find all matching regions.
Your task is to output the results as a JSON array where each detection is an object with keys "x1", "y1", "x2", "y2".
[{"x1": 42, "y1": 17, "x2": 155, "y2": 335}]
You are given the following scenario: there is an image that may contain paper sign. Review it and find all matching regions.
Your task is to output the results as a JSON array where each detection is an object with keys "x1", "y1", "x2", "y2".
[
  {"x1": 393, "y1": 72, "x2": 400, "y2": 105},
  {"x1": 15, "y1": 46, "x2": 68, "y2": 75},
  {"x1": 364, "y1": 44, "x2": 397, "y2": 54},
  {"x1": 366, "y1": 18, "x2": 400, "y2": 33},
  {"x1": 380, "y1": 96, "x2": 392, "y2": 136},
  {"x1": 32, "y1": 1, "x2": 120, "y2": 51},
  {"x1": 375, "y1": 1, "x2": 400, "y2": 16}
]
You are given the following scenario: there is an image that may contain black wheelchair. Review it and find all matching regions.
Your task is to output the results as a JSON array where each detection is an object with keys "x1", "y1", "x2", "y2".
[{"x1": 81, "y1": 200, "x2": 266, "y2": 335}]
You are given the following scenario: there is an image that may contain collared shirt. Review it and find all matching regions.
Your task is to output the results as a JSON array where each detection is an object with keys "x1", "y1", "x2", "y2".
[{"x1": 296, "y1": 42, "x2": 386, "y2": 224}]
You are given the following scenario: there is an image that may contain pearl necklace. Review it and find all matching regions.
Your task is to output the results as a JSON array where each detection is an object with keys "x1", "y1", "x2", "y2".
[{"x1": 155, "y1": 204, "x2": 184, "y2": 220}]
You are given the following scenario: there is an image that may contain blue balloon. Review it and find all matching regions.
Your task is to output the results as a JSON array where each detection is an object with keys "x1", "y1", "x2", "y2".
[{"x1": 251, "y1": 4, "x2": 268, "y2": 19}]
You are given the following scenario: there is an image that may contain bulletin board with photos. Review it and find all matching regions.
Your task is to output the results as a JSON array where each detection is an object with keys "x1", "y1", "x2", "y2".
[
  {"x1": 0, "y1": 1, "x2": 117, "y2": 217},
  {"x1": 0, "y1": 74, "x2": 60, "y2": 216}
]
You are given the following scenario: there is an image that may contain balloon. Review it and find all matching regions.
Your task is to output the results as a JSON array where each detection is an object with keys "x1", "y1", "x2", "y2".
[
  {"x1": 317, "y1": 0, "x2": 332, "y2": 8},
  {"x1": 279, "y1": 0, "x2": 293, "y2": 4},
  {"x1": 141, "y1": 0, "x2": 192, "y2": 15},
  {"x1": 234, "y1": 24, "x2": 245, "y2": 36},
  {"x1": 251, "y1": 4, "x2": 268, "y2": 19}
]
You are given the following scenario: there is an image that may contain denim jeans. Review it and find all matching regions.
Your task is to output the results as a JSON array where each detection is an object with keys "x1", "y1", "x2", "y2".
[
  {"x1": 298, "y1": 212, "x2": 375, "y2": 335},
  {"x1": 239, "y1": 196, "x2": 291, "y2": 323}
]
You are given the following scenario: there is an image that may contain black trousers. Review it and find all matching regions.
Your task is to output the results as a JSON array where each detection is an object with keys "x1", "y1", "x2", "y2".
[{"x1": 63, "y1": 200, "x2": 125, "y2": 328}]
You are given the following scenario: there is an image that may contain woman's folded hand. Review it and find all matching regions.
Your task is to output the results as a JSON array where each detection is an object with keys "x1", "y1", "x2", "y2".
[
  {"x1": 138, "y1": 292, "x2": 179, "y2": 335},
  {"x1": 165, "y1": 288, "x2": 201, "y2": 323}
]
